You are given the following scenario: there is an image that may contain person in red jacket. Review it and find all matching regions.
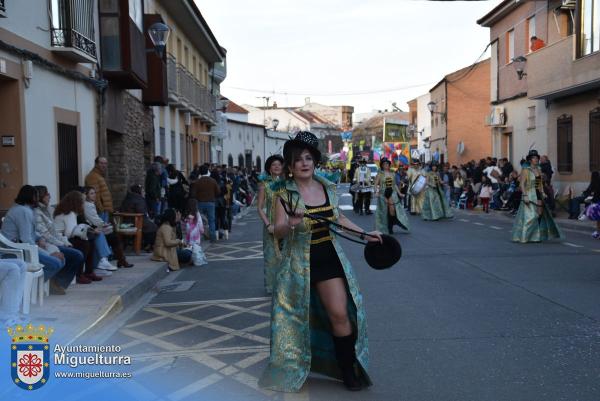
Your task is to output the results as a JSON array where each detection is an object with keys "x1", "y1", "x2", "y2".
[{"x1": 530, "y1": 36, "x2": 545, "y2": 52}]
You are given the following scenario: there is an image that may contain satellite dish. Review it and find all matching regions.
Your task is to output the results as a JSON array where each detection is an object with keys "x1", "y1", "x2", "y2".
[{"x1": 457, "y1": 141, "x2": 465, "y2": 155}]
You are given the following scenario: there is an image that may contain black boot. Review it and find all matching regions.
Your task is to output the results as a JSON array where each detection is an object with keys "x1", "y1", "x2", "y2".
[{"x1": 333, "y1": 334, "x2": 362, "y2": 391}]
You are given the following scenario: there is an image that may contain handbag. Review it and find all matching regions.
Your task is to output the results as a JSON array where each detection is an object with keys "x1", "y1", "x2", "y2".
[{"x1": 191, "y1": 244, "x2": 207, "y2": 266}]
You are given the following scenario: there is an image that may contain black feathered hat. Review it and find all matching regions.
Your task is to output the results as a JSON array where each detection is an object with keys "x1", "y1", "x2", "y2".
[
  {"x1": 364, "y1": 234, "x2": 402, "y2": 270},
  {"x1": 526, "y1": 149, "x2": 540, "y2": 161},
  {"x1": 283, "y1": 131, "x2": 321, "y2": 162},
  {"x1": 264, "y1": 154, "x2": 284, "y2": 173}
]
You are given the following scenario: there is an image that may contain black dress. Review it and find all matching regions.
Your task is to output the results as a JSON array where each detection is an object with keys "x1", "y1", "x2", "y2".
[{"x1": 305, "y1": 192, "x2": 345, "y2": 284}]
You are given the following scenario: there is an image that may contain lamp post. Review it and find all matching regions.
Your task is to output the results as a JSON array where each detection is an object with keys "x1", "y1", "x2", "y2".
[
  {"x1": 512, "y1": 56, "x2": 527, "y2": 80},
  {"x1": 147, "y1": 22, "x2": 170, "y2": 58},
  {"x1": 272, "y1": 118, "x2": 279, "y2": 131},
  {"x1": 427, "y1": 100, "x2": 446, "y2": 122}
]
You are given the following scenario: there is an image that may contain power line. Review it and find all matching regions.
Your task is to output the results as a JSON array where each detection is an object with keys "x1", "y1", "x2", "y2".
[{"x1": 222, "y1": 81, "x2": 436, "y2": 97}]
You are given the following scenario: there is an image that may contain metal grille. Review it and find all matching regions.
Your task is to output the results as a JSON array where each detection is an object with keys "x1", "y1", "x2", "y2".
[
  {"x1": 590, "y1": 111, "x2": 600, "y2": 172},
  {"x1": 57, "y1": 123, "x2": 79, "y2": 199},
  {"x1": 170, "y1": 131, "x2": 176, "y2": 163},
  {"x1": 50, "y1": 0, "x2": 97, "y2": 59},
  {"x1": 159, "y1": 127, "x2": 166, "y2": 157},
  {"x1": 0, "y1": 0, "x2": 6, "y2": 15},
  {"x1": 557, "y1": 116, "x2": 573, "y2": 173}
]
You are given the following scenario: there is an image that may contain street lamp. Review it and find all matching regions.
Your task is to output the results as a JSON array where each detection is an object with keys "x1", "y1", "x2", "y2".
[
  {"x1": 427, "y1": 101, "x2": 446, "y2": 122},
  {"x1": 513, "y1": 56, "x2": 527, "y2": 80},
  {"x1": 272, "y1": 118, "x2": 279, "y2": 131},
  {"x1": 147, "y1": 22, "x2": 170, "y2": 58}
]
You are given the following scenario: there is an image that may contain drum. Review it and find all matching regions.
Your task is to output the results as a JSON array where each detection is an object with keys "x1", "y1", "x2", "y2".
[{"x1": 410, "y1": 175, "x2": 426, "y2": 195}]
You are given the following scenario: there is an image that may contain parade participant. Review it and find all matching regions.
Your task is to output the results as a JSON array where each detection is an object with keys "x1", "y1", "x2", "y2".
[
  {"x1": 374, "y1": 158, "x2": 409, "y2": 234},
  {"x1": 421, "y1": 163, "x2": 454, "y2": 221},
  {"x1": 407, "y1": 159, "x2": 426, "y2": 215},
  {"x1": 256, "y1": 154, "x2": 284, "y2": 294},
  {"x1": 259, "y1": 131, "x2": 382, "y2": 392},
  {"x1": 511, "y1": 150, "x2": 563, "y2": 243},
  {"x1": 352, "y1": 158, "x2": 373, "y2": 215}
]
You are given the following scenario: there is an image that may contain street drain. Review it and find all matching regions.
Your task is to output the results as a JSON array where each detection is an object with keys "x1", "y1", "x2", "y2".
[{"x1": 158, "y1": 281, "x2": 195, "y2": 293}]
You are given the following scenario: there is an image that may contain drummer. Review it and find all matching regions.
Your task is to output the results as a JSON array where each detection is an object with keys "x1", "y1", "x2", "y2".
[
  {"x1": 407, "y1": 159, "x2": 426, "y2": 215},
  {"x1": 352, "y1": 158, "x2": 373, "y2": 215}
]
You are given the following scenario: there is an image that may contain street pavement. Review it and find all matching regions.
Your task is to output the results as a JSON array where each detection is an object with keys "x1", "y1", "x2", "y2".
[{"x1": 96, "y1": 183, "x2": 600, "y2": 401}]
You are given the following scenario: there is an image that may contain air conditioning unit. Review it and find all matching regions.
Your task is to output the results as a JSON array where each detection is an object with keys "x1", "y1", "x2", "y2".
[{"x1": 560, "y1": 0, "x2": 576, "y2": 9}]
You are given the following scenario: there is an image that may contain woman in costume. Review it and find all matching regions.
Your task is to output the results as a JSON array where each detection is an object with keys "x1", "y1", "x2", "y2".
[
  {"x1": 421, "y1": 163, "x2": 454, "y2": 221},
  {"x1": 259, "y1": 131, "x2": 382, "y2": 392},
  {"x1": 511, "y1": 150, "x2": 563, "y2": 243},
  {"x1": 407, "y1": 159, "x2": 426, "y2": 215},
  {"x1": 374, "y1": 158, "x2": 410, "y2": 234},
  {"x1": 256, "y1": 154, "x2": 284, "y2": 294}
]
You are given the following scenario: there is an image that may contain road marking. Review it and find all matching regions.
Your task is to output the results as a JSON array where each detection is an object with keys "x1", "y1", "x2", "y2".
[
  {"x1": 168, "y1": 373, "x2": 223, "y2": 401},
  {"x1": 340, "y1": 193, "x2": 352, "y2": 198},
  {"x1": 339, "y1": 205, "x2": 378, "y2": 211},
  {"x1": 562, "y1": 242, "x2": 584, "y2": 248},
  {"x1": 473, "y1": 222, "x2": 484, "y2": 226},
  {"x1": 149, "y1": 296, "x2": 271, "y2": 308},
  {"x1": 592, "y1": 249, "x2": 600, "y2": 253},
  {"x1": 459, "y1": 219, "x2": 470, "y2": 222},
  {"x1": 490, "y1": 226, "x2": 503, "y2": 230}
]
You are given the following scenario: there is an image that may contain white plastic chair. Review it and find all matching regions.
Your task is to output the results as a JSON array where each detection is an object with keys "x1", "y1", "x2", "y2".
[
  {"x1": 0, "y1": 234, "x2": 46, "y2": 313},
  {"x1": 0, "y1": 247, "x2": 45, "y2": 314}
]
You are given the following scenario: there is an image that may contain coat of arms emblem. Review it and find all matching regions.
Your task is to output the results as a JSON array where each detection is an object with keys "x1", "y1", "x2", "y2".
[{"x1": 7, "y1": 323, "x2": 53, "y2": 390}]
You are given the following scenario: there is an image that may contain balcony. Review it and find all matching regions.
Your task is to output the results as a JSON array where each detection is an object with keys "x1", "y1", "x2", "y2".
[
  {"x1": 167, "y1": 54, "x2": 217, "y2": 125},
  {"x1": 528, "y1": 35, "x2": 600, "y2": 101},
  {"x1": 0, "y1": 0, "x2": 6, "y2": 17},
  {"x1": 50, "y1": 0, "x2": 97, "y2": 62}
]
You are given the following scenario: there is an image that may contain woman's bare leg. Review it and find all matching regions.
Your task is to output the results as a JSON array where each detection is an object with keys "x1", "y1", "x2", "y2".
[{"x1": 315, "y1": 278, "x2": 352, "y2": 336}]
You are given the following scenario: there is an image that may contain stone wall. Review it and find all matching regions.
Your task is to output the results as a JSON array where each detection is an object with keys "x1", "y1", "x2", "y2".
[{"x1": 105, "y1": 89, "x2": 154, "y2": 208}]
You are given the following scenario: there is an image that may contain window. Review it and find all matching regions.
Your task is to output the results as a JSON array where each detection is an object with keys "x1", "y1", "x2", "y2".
[
  {"x1": 590, "y1": 109, "x2": 600, "y2": 171},
  {"x1": 57, "y1": 123, "x2": 79, "y2": 198},
  {"x1": 527, "y1": 16, "x2": 536, "y2": 45},
  {"x1": 171, "y1": 131, "x2": 176, "y2": 162},
  {"x1": 180, "y1": 133, "x2": 185, "y2": 170},
  {"x1": 238, "y1": 154, "x2": 244, "y2": 168},
  {"x1": 557, "y1": 115, "x2": 573, "y2": 173},
  {"x1": 228, "y1": 154, "x2": 233, "y2": 167},
  {"x1": 256, "y1": 156, "x2": 262, "y2": 172},
  {"x1": 580, "y1": 0, "x2": 600, "y2": 56},
  {"x1": 507, "y1": 29, "x2": 515, "y2": 63},
  {"x1": 129, "y1": 0, "x2": 143, "y2": 30},
  {"x1": 528, "y1": 106, "x2": 536, "y2": 129}
]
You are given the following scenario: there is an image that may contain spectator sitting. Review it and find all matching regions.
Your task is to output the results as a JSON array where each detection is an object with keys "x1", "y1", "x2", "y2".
[
  {"x1": 582, "y1": 172, "x2": 600, "y2": 238},
  {"x1": 120, "y1": 184, "x2": 158, "y2": 251},
  {"x1": 151, "y1": 208, "x2": 192, "y2": 271},
  {"x1": 1, "y1": 185, "x2": 75, "y2": 295},
  {"x1": 0, "y1": 254, "x2": 27, "y2": 327},
  {"x1": 83, "y1": 186, "x2": 133, "y2": 268},
  {"x1": 568, "y1": 171, "x2": 599, "y2": 219},
  {"x1": 53, "y1": 191, "x2": 104, "y2": 283}
]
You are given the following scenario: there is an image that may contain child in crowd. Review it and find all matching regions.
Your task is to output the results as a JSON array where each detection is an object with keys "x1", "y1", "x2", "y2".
[
  {"x1": 183, "y1": 199, "x2": 207, "y2": 266},
  {"x1": 479, "y1": 177, "x2": 493, "y2": 213}
]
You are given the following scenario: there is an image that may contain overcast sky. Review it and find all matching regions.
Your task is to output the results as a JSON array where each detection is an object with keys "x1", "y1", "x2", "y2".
[{"x1": 195, "y1": 0, "x2": 502, "y2": 113}]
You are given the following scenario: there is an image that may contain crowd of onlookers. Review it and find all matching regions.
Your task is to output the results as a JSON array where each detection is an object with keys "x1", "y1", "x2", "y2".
[{"x1": 0, "y1": 155, "x2": 259, "y2": 327}]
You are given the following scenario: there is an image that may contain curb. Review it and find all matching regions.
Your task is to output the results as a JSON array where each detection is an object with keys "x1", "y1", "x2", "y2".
[{"x1": 66, "y1": 261, "x2": 168, "y2": 345}]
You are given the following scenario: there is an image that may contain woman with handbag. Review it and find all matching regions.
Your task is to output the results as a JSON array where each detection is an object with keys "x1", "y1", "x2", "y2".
[
  {"x1": 256, "y1": 154, "x2": 284, "y2": 294},
  {"x1": 53, "y1": 191, "x2": 104, "y2": 283},
  {"x1": 374, "y1": 158, "x2": 409, "y2": 234},
  {"x1": 258, "y1": 131, "x2": 382, "y2": 392}
]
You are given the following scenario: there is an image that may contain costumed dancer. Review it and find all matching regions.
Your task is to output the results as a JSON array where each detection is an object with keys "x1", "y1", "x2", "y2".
[
  {"x1": 421, "y1": 163, "x2": 454, "y2": 221},
  {"x1": 256, "y1": 154, "x2": 284, "y2": 294},
  {"x1": 511, "y1": 150, "x2": 563, "y2": 243},
  {"x1": 407, "y1": 160, "x2": 426, "y2": 215},
  {"x1": 352, "y1": 159, "x2": 373, "y2": 215},
  {"x1": 259, "y1": 131, "x2": 382, "y2": 392},
  {"x1": 374, "y1": 158, "x2": 410, "y2": 234}
]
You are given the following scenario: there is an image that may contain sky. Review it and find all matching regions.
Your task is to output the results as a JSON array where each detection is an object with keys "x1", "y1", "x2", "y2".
[{"x1": 195, "y1": 0, "x2": 503, "y2": 113}]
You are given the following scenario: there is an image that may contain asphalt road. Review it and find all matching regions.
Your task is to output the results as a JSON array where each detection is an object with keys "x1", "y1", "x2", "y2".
[{"x1": 97, "y1": 184, "x2": 600, "y2": 401}]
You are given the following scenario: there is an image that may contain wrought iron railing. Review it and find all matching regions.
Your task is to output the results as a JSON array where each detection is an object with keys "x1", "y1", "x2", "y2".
[
  {"x1": 50, "y1": 0, "x2": 96, "y2": 60},
  {"x1": 166, "y1": 53, "x2": 216, "y2": 122},
  {"x1": 0, "y1": 0, "x2": 6, "y2": 15}
]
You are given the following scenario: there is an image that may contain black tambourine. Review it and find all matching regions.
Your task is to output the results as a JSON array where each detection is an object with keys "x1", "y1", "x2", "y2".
[{"x1": 279, "y1": 198, "x2": 401, "y2": 270}]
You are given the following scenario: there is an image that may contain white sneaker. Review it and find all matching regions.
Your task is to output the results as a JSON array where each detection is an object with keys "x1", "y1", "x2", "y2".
[
  {"x1": 224, "y1": 230, "x2": 229, "y2": 240},
  {"x1": 97, "y1": 258, "x2": 117, "y2": 271},
  {"x1": 578, "y1": 213, "x2": 588, "y2": 221},
  {"x1": 94, "y1": 269, "x2": 113, "y2": 277}
]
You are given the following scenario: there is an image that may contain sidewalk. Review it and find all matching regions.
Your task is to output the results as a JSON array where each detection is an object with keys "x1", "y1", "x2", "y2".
[{"x1": 24, "y1": 205, "x2": 256, "y2": 345}]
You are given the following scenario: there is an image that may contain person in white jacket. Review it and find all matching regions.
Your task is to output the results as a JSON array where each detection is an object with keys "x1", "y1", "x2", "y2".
[
  {"x1": 83, "y1": 187, "x2": 133, "y2": 268},
  {"x1": 53, "y1": 191, "x2": 104, "y2": 284}
]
